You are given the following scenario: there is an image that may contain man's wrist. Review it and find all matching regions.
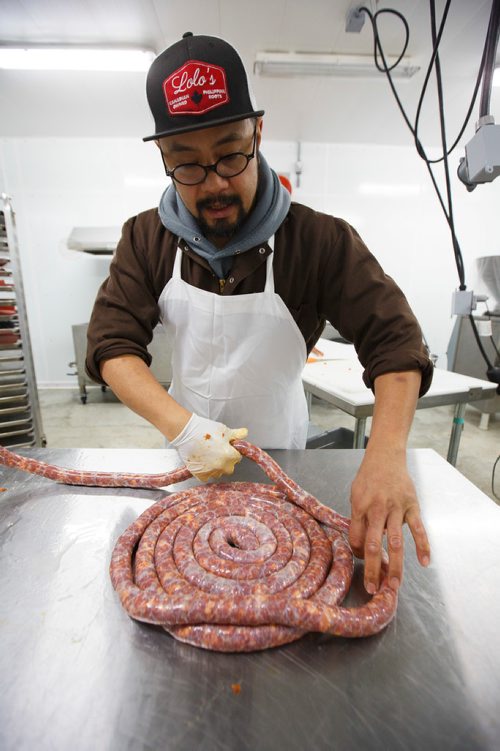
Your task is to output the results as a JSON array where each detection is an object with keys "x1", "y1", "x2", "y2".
[
  {"x1": 162, "y1": 409, "x2": 192, "y2": 443},
  {"x1": 364, "y1": 438, "x2": 407, "y2": 462}
]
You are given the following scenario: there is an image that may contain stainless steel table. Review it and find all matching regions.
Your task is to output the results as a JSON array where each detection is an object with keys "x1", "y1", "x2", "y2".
[
  {"x1": 302, "y1": 340, "x2": 498, "y2": 465},
  {"x1": 1, "y1": 448, "x2": 499, "y2": 751}
]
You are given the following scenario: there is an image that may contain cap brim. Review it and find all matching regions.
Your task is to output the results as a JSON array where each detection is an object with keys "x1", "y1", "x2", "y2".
[{"x1": 143, "y1": 110, "x2": 265, "y2": 142}]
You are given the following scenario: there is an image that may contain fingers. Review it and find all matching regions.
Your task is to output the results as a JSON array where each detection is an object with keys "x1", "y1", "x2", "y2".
[
  {"x1": 349, "y1": 497, "x2": 415, "y2": 594},
  {"x1": 175, "y1": 417, "x2": 248, "y2": 482},
  {"x1": 192, "y1": 443, "x2": 243, "y2": 482},
  {"x1": 348, "y1": 515, "x2": 366, "y2": 560},
  {"x1": 361, "y1": 508, "x2": 386, "y2": 595},
  {"x1": 224, "y1": 445, "x2": 243, "y2": 473},
  {"x1": 230, "y1": 427, "x2": 249, "y2": 441},
  {"x1": 193, "y1": 463, "x2": 236, "y2": 483},
  {"x1": 406, "y1": 506, "x2": 431, "y2": 567},
  {"x1": 349, "y1": 507, "x2": 387, "y2": 594},
  {"x1": 386, "y1": 510, "x2": 404, "y2": 591},
  {"x1": 194, "y1": 468, "x2": 224, "y2": 483},
  {"x1": 350, "y1": 505, "x2": 429, "y2": 597}
]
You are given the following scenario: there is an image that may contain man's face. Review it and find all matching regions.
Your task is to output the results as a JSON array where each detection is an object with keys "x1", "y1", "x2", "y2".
[{"x1": 157, "y1": 118, "x2": 262, "y2": 247}]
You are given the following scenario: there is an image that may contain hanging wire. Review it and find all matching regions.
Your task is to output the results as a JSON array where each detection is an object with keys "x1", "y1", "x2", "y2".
[
  {"x1": 490, "y1": 335, "x2": 500, "y2": 359},
  {"x1": 479, "y1": 0, "x2": 500, "y2": 117},
  {"x1": 468, "y1": 314, "x2": 495, "y2": 369},
  {"x1": 414, "y1": 3, "x2": 491, "y2": 164},
  {"x1": 355, "y1": 1, "x2": 500, "y2": 485},
  {"x1": 428, "y1": 0, "x2": 464, "y2": 288},
  {"x1": 357, "y1": 1, "x2": 500, "y2": 381},
  {"x1": 358, "y1": 3, "x2": 466, "y2": 288}
]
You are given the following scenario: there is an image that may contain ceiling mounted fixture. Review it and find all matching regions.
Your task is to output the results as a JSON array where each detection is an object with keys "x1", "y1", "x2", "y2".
[
  {"x1": 254, "y1": 52, "x2": 420, "y2": 79},
  {"x1": 0, "y1": 47, "x2": 156, "y2": 72}
]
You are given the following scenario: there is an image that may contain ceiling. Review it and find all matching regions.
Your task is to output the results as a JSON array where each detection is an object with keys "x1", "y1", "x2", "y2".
[{"x1": 0, "y1": 0, "x2": 498, "y2": 145}]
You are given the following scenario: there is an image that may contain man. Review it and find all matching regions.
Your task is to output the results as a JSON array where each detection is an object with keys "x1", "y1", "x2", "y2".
[{"x1": 86, "y1": 32, "x2": 433, "y2": 595}]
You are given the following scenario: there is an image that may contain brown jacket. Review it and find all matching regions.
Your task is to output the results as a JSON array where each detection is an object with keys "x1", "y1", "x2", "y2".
[{"x1": 86, "y1": 202, "x2": 433, "y2": 395}]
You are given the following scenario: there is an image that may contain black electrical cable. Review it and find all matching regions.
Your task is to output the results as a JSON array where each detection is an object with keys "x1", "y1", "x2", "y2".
[
  {"x1": 483, "y1": 304, "x2": 500, "y2": 358},
  {"x1": 429, "y1": 0, "x2": 465, "y2": 289},
  {"x1": 357, "y1": 11, "x2": 442, "y2": 187},
  {"x1": 490, "y1": 335, "x2": 500, "y2": 359},
  {"x1": 414, "y1": 0, "x2": 452, "y2": 160},
  {"x1": 359, "y1": 7, "x2": 417, "y2": 134},
  {"x1": 463, "y1": 1, "x2": 500, "y2": 383},
  {"x1": 358, "y1": 0, "x2": 500, "y2": 383},
  {"x1": 469, "y1": 314, "x2": 494, "y2": 368},
  {"x1": 358, "y1": 3, "x2": 466, "y2": 288},
  {"x1": 369, "y1": 8, "x2": 410, "y2": 73},
  {"x1": 414, "y1": 1, "x2": 490, "y2": 164},
  {"x1": 358, "y1": 7, "x2": 452, "y2": 215},
  {"x1": 468, "y1": 313, "x2": 500, "y2": 391},
  {"x1": 479, "y1": 0, "x2": 500, "y2": 117},
  {"x1": 467, "y1": 312, "x2": 500, "y2": 386}
]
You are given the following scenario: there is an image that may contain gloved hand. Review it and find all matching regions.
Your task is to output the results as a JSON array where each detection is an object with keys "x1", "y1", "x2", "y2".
[{"x1": 170, "y1": 414, "x2": 248, "y2": 482}]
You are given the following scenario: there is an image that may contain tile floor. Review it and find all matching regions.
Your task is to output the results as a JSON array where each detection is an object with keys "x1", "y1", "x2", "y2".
[{"x1": 37, "y1": 386, "x2": 500, "y2": 504}]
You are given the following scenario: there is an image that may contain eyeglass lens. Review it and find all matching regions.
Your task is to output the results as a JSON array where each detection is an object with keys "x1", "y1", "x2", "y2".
[
  {"x1": 174, "y1": 153, "x2": 250, "y2": 185},
  {"x1": 165, "y1": 127, "x2": 257, "y2": 185}
]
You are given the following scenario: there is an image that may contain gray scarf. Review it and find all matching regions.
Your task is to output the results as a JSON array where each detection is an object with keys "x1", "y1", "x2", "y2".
[{"x1": 158, "y1": 153, "x2": 291, "y2": 278}]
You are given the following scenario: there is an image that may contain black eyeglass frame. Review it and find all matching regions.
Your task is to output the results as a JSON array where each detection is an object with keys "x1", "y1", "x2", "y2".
[{"x1": 160, "y1": 126, "x2": 258, "y2": 186}]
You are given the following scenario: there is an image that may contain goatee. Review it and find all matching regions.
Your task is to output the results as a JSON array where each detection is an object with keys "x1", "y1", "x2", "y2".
[{"x1": 196, "y1": 194, "x2": 247, "y2": 242}]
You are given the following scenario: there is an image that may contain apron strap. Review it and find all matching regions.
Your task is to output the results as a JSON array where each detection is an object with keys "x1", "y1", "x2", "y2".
[
  {"x1": 173, "y1": 245, "x2": 183, "y2": 279},
  {"x1": 264, "y1": 235, "x2": 275, "y2": 293},
  {"x1": 174, "y1": 237, "x2": 275, "y2": 288}
]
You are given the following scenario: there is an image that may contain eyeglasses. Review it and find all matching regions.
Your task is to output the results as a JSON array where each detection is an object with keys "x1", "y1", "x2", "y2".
[{"x1": 161, "y1": 127, "x2": 257, "y2": 186}]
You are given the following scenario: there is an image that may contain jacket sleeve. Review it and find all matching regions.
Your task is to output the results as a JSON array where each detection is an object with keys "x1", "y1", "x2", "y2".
[
  {"x1": 85, "y1": 216, "x2": 161, "y2": 384},
  {"x1": 319, "y1": 219, "x2": 434, "y2": 397}
]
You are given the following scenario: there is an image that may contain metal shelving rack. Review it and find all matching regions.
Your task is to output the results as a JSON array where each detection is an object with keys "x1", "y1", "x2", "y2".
[{"x1": 0, "y1": 194, "x2": 46, "y2": 447}]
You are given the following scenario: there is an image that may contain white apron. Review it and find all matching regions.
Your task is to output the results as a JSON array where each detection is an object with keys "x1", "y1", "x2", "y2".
[{"x1": 158, "y1": 236, "x2": 309, "y2": 449}]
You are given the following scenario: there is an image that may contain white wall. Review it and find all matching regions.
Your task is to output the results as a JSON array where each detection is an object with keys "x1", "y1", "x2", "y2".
[
  {"x1": 0, "y1": 137, "x2": 165, "y2": 386},
  {"x1": 1, "y1": 134, "x2": 499, "y2": 386}
]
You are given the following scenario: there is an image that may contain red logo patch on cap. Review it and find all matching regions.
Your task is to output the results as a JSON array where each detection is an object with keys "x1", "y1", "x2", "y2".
[{"x1": 164, "y1": 60, "x2": 229, "y2": 117}]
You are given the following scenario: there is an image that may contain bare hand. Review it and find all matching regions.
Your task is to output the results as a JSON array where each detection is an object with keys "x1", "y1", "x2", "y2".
[{"x1": 348, "y1": 451, "x2": 430, "y2": 594}]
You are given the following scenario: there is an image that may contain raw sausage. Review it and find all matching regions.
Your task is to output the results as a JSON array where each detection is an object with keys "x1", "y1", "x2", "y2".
[
  {"x1": 0, "y1": 441, "x2": 397, "y2": 651},
  {"x1": 0, "y1": 443, "x2": 191, "y2": 487}
]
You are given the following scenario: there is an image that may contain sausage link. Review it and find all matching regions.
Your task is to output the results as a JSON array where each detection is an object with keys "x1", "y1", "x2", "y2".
[{"x1": 0, "y1": 441, "x2": 397, "y2": 651}]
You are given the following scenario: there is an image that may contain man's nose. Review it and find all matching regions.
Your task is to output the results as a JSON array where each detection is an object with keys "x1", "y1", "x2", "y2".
[{"x1": 203, "y1": 167, "x2": 231, "y2": 190}]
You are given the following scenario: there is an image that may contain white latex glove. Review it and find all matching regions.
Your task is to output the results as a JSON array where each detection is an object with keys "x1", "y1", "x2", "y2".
[{"x1": 170, "y1": 414, "x2": 248, "y2": 482}]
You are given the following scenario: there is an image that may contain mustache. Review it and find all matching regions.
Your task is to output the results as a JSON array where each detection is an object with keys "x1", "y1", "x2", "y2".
[{"x1": 196, "y1": 194, "x2": 242, "y2": 211}]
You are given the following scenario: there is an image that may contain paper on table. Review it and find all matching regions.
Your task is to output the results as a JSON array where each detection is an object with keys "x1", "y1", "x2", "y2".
[{"x1": 307, "y1": 338, "x2": 356, "y2": 362}]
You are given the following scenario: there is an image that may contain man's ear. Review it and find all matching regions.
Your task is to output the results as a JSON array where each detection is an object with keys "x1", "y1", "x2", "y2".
[{"x1": 256, "y1": 117, "x2": 264, "y2": 149}]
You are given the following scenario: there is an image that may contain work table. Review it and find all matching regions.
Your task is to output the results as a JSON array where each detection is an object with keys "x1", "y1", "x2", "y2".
[{"x1": 1, "y1": 448, "x2": 499, "y2": 750}]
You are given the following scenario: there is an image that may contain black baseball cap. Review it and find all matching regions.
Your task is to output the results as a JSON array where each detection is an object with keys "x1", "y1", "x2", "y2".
[{"x1": 143, "y1": 32, "x2": 265, "y2": 141}]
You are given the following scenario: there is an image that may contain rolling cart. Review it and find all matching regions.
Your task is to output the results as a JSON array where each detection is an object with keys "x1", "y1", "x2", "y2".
[{"x1": 0, "y1": 194, "x2": 46, "y2": 447}]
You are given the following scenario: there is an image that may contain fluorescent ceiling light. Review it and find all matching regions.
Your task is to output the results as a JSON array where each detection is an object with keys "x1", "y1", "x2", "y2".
[
  {"x1": 0, "y1": 47, "x2": 155, "y2": 72},
  {"x1": 254, "y1": 52, "x2": 420, "y2": 79},
  {"x1": 493, "y1": 67, "x2": 500, "y2": 86}
]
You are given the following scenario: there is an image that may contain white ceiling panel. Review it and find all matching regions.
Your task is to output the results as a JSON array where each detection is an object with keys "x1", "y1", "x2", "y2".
[{"x1": 0, "y1": 0, "x2": 497, "y2": 144}]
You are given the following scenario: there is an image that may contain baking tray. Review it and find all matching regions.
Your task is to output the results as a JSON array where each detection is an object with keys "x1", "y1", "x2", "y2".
[
  {"x1": 0, "y1": 405, "x2": 31, "y2": 417},
  {"x1": 0, "y1": 425, "x2": 34, "y2": 440},
  {"x1": 0, "y1": 394, "x2": 29, "y2": 413},
  {"x1": 0, "y1": 354, "x2": 24, "y2": 364},
  {"x1": 0, "y1": 415, "x2": 33, "y2": 430},
  {"x1": 0, "y1": 436, "x2": 35, "y2": 449},
  {"x1": 0, "y1": 375, "x2": 27, "y2": 387},
  {"x1": 0, "y1": 381, "x2": 28, "y2": 397},
  {"x1": 0, "y1": 368, "x2": 26, "y2": 379},
  {"x1": 0, "y1": 342, "x2": 22, "y2": 351}
]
